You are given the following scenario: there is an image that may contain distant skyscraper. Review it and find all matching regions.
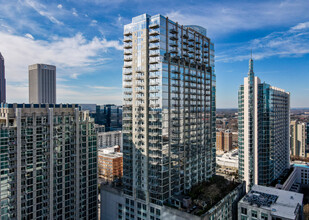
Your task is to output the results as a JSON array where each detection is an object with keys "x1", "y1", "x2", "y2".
[
  {"x1": 102, "y1": 13, "x2": 216, "y2": 219},
  {"x1": 0, "y1": 103, "x2": 97, "y2": 219},
  {"x1": 238, "y1": 58, "x2": 290, "y2": 190},
  {"x1": 0, "y1": 52, "x2": 6, "y2": 103},
  {"x1": 290, "y1": 120, "x2": 309, "y2": 157},
  {"x1": 29, "y1": 64, "x2": 56, "y2": 104},
  {"x1": 93, "y1": 104, "x2": 122, "y2": 131}
]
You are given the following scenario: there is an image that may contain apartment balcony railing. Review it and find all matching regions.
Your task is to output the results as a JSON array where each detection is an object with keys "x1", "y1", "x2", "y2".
[
  {"x1": 123, "y1": 37, "x2": 132, "y2": 43},
  {"x1": 124, "y1": 43, "x2": 132, "y2": 49},
  {"x1": 149, "y1": 23, "x2": 159, "y2": 29},
  {"x1": 124, "y1": 32, "x2": 132, "y2": 36},
  {"x1": 149, "y1": 31, "x2": 160, "y2": 36}
]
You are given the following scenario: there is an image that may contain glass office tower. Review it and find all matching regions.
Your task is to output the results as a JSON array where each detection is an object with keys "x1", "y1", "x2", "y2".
[
  {"x1": 238, "y1": 59, "x2": 290, "y2": 190},
  {"x1": 122, "y1": 13, "x2": 215, "y2": 212}
]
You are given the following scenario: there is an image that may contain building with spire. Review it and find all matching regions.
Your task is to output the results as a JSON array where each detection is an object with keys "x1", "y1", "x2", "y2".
[
  {"x1": 238, "y1": 58, "x2": 290, "y2": 190},
  {"x1": 0, "y1": 53, "x2": 6, "y2": 103}
]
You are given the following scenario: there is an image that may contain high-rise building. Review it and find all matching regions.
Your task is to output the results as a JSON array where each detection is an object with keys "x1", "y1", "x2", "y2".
[
  {"x1": 0, "y1": 103, "x2": 97, "y2": 219},
  {"x1": 102, "y1": 13, "x2": 216, "y2": 219},
  {"x1": 238, "y1": 58, "x2": 290, "y2": 190},
  {"x1": 97, "y1": 130, "x2": 123, "y2": 149},
  {"x1": 0, "y1": 52, "x2": 6, "y2": 103},
  {"x1": 93, "y1": 104, "x2": 122, "y2": 131},
  {"x1": 216, "y1": 131, "x2": 224, "y2": 151},
  {"x1": 290, "y1": 120, "x2": 309, "y2": 157},
  {"x1": 216, "y1": 130, "x2": 233, "y2": 152},
  {"x1": 224, "y1": 131, "x2": 233, "y2": 152},
  {"x1": 29, "y1": 64, "x2": 56, "y2": 104}
]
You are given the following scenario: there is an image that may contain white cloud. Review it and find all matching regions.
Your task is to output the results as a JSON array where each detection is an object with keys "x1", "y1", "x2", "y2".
[
  {"x1": 166, "y1": 0, "x2": 309, "y2": 38},
  {"x1": 217, "y1": 21, "x2": 309, "y2": 62},
  {"x1": 25, "y1": 33, "x2": 34, "y2": 40},
  {"x1": 24, "y1": 0, "x2": 63, "y2": 25},
  {"x1": 0, "y1": 31, "x2": 123, "y2": 84},
  {"x1": 91, "y1": 86, "x2": 119, "y2": 90},
  {"x1": 72, "y1": 8, "x2": 78, "y2": 17},
  {"x1": 90, "y1": 20, "x2": 98, "y2": 26},
  {"x1": 70, "y1": 73, "x2": 80, "y2": 79},
  {"x1": 291, "y1": 21, "x2": 309, "y2": 30},
  {"x1": 57, "y1": 4, "x2": 63, "y2": 9}
]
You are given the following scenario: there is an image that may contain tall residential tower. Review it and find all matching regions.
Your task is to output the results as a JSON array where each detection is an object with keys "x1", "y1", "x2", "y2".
[
  {"x1": 0, "y1": 53, "x2": 6, "y2": 103},
  {"x1": 102, "y1": 14, "x2": 216, "y2": 220},
  {"x1": 0, "y1": 103, "x2": 97, "y2": 219},
  {"x1": 238, "y1": 58, "x2": 290, "y2": 190},
  {"x1": 29, "y1": 64, "x2": 56, "y2": 104}
]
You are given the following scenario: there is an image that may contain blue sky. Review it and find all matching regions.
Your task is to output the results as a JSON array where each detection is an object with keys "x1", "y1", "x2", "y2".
[{"x1": 0, "y1": 0, "x2": 308, "y2": 107}]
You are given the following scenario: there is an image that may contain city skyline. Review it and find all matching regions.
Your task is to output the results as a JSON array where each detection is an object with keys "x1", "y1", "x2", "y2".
[{"x1": 0, "y1": 0, "x2": 308, "y2": 107}]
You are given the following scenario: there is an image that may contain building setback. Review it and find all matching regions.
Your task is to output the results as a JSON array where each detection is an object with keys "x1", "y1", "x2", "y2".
[
  {"x1": 102, "y1": 13, "x2": 216, "y2": 219},
  {"x1": 238, "y1": 58, "x2": 290, "y2": 190},
  {"x1": 0, "y1": 53, "x2": 6, "y2": 103},
  {"x1": 29, "y1": 64, "x2": 56, "y2": 104},
  {"x1": 0, "y1": 103, "x2": 97, "y2": 219}
]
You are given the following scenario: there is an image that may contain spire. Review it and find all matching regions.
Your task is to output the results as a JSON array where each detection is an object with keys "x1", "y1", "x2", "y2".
[{"x1": 248, "y1": 50, "x2": 254, "y2": 77}]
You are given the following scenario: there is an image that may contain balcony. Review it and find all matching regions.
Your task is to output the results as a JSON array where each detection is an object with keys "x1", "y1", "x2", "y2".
[
  {"x1": 149, "y1": 23, "x2": 159, "y2": 29},
  {"x1": 123, "y1": 63, "x2": 132, "y2": 68},
  {"x1": 149, "y1": 89, "x2": 159, "y2": 93},
  {"x1": 124, "y1": 91, "x2": 132, "y2": 95},
  {"x1": 149, "y1": 59, "x2": 159, "y2": 64},
  {"x1": 124, "y1": 43, "x2": 132, "y2": 49},
  {"x1": 170, "y1": 36, "x2": 177, "y2": 41},
  {"x1": 149, "y1": 38, "x2": 159, "y2": 43},
  {"x1": 149, "y1": 45, "x2": 159, "y2": 50},
  {"x1": 149, "y1": 31, "x2": 159, "y2": 36},
  {"x1": 169, "y1": 29, "x2": 178, "y2": 34},
  {"x1": 170, "y1": 42, "x2": 178, "y2": 47},
  {"x1": 188, "y1": 37, "x2": 195, "y2": 42},
  {"x1": 124, "y1": 56, "x2": 132, "y2": 62},
  {"x1": 149, "y1": 51, "x2": 160, "y2": 57},
  {"x1": 123, "y1": 70, "x2": 132, "y2": 75},
  {"x1": 170, "y1": 49, "x2": 178, "y2": 54},
  {"x1": 124, "y1": 98, "x2": 132, "y2": 101},
  {"x1": 124, "y1": 50, "x2": 132, "y2": 55},
  {"x1": 149, "y1": 82, "x2": 159, "y2": 86},
  {"x1": 124, "y1": 83, "x2": 132, "y2": 88},
  {"x1": 149, "y1": 74, "x2": 159, "y2": 79},
  {"x1": 123, "y1": 76, "x2": 132, "y2": 82},
  {"x1": 123, "y1": 37, "x2": 132, "y2": 43},
  {"x1": 183, "y1": 34, "x2": 189, "y2": 39},
  {"x1": 149, "y1": 67, "x2": 159, "y2": 72},
  {"x1": 124, "y1": 32, "x2": 132, "y2": 36}
]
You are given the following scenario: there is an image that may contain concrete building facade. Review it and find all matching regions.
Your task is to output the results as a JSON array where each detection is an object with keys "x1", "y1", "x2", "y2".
[
  {"x1": 290, "y1": 120, "x2": 309, "y2": 158},
  {"x1": 238, "y1": 58, "x2": 290, "y2": 190},
  {"x1": 29, "y1": 64, "x2": 56, "y2": 104},
  {"x1": 97, "y1": 130, "x2": 123, "y2": 149},
  {"x1": 0, "y1": 103, "x2": 97, "y2": 219}
]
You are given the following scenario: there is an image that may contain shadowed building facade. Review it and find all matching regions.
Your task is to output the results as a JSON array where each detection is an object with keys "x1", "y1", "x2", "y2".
[
  {"x1": 29, "y1": 64, "x2": 56, "y2": 104},
  {"x1": 0, "y1": 53, "x2": 6, "y2": 103}
]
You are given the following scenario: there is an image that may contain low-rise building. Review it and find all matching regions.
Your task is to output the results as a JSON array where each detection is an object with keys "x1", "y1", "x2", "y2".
[
  {"x1": 98, "y1": 148, "x2": 123, "y2": 184},
  {"x1": 238, "y1": 185, "x2": 303, "y2": 220},
  {"x1": 216, "y1": 130, "x2": 234, "y2": 152},
  {"x1": 101, "y1": 176, "x2": 246, "y2": 220},
  {"x1": 216, "y1": 149, "x2": 239, "y2": 178}
]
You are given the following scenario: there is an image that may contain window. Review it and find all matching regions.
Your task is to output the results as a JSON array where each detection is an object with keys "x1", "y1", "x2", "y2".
[
  {"x1": 252, "y1": 210, "x2": 257, "y2": 218},
  {"x1": 241, "y1": 207, "x2": 247, "y2": 215},
  {"x1": 261, "y1": 213, "x2": 268, "y2": 220}
]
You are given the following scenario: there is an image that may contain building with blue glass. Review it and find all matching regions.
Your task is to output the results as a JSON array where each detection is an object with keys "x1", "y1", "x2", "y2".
[{"x1": 238, "y1": 58, "x2": 290, "y2": 191}]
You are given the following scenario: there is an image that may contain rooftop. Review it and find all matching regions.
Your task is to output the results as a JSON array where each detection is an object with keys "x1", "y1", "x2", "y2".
[{"x1": 240, "y1": 185, "x2": 303, "y2": 219}]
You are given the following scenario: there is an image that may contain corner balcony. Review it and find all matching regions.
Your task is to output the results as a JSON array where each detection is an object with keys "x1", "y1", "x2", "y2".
[
  {"x1": 149, "y1": 30, "x2": 159, "y2": 36},
  {"x1": 149, "y1": 38, "x2": 159, "y2": 43},
  {"x1": 123, "y1": 70, "x2": 132, "y2": 75},
  {"x1": 170, "y1": 36, "x2": 177, "y2": 41},
  {"x1": 123, "y1": 37, "x2": 132, "y2": 43},
  {"x1": 149, "y1": 23, "x2": 159, "y2": 29},
  {"x1": 124, "y1": 43, "x2": 132, "y2": 49},
  {"x1": 124, "y1": 32, "x2": 132, "y2": 36},
  {"x1": 124, "y1": 50, "x2": 132, "y2": 55},
  {"x1": 124, "y1": 56, "x2": 132, "y2": 62},
  {"x1": 123, "y1": 63, "x2": 132, "y2": 68},
  {"x1": 170, "y1": 49, "x2": 178, "y2": 54},
  {"x1": 149, "y1": 45, "x2": 159, "y2": 50},
  {"x1": 149, "y1": 51, "x2": 160, "y2": 57},
  {"x1": 169, "y1": 28, "x2": 178, "y2": 34}
]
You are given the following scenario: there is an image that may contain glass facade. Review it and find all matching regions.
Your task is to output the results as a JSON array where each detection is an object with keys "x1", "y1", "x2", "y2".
[
  {"x1": 122, "y1": 13, "x2": 216, "y2": 217},
  {"x1": 238, "y1": 59, "x2": 290, "y2": 189}
]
